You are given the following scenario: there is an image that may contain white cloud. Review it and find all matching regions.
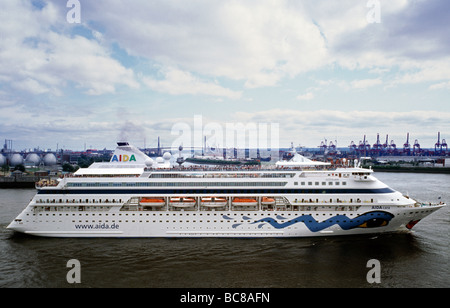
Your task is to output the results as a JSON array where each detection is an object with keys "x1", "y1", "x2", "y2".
[
  {"x1": 429, "y1": 81, "x2": 450, "y2": 90},
  {"x1": 392, "y1": 61, "x2": 450, "y2": 86},
  {"x1": 13, "y1": 78, "x2": 50, "y2": 95},
  {"x1": 4, "y1": 0, "x2": 448, "y2": 99},
  {"x1": 1, "y1": 0, "x2": 449, "y2": 150},
  {"x1": 350, "y1": 78, "x2": 382, "y2": 89},
  {"x1": 81, "y1": 0, "x2": 329, "y2": 88},
  {"x1": 142, "y1": 67, "x2": 242, "y2": 99},
  {"x1": 296, "y1": 92, "x2": 314, "y2": 100},
  {"x1": 306, "y1": 0, "x2": 450, "y2": 87},
  {"x1": 0, "y1": 0, "x2": 139, "y2": 97},
  {"x1": 26, "y1": 0, "x2": 448, "y2": 94},
  {"x1": 232, "y1": 109, "x2": 450, "y2": 146}
]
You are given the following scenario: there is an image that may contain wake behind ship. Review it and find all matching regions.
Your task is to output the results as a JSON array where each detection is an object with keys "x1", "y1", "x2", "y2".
[{"x1": 7, "y1": 142, "x2": 445, "y2": 237}]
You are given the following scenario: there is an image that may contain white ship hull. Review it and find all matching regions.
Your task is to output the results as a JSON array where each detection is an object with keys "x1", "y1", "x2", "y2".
[
  {"x1": 7, "y1": 142, "x2": 446, "y2": 238},
  {"x1": 8, "y1": 202, "x2": 444, "y2": 238}
]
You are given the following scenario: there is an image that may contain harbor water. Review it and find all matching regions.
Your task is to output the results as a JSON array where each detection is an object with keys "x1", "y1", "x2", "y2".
[{"x1": 0, "y1": 172, "x2": 448, "y2": 288}]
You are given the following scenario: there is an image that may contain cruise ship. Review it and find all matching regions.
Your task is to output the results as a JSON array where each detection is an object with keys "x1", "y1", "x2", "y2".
[{"x1": 7, "y1": 142, "x2": 445, "y2": 237}]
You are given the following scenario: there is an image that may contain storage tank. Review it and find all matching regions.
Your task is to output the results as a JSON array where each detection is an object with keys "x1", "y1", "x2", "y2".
[
  {"x1": 43, "y1": 153, "x2": 57, "y2": 166},
  {"x1": 10, "y1": 154, "x2": 23, "y2": 166},
  {"x1": 26, "y1": 153, "x2": 41, "y2": 166},
  {"x1": 0, "y1": 154, "x2": 6, "y2": 166}
]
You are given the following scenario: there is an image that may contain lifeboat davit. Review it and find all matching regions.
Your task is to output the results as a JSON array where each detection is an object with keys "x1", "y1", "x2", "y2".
[
  {"x1": 201, "y1": 197, "x2": 228, "y2": 207},
  {"x1": 139, "y1": 198, "x2": 165, "y2": 206},
  {"x1": 232, "y1": 198, "x2": 257, "y2": 206},
  {"x1": 169, "y1": 197, "x2": 196, "y2": 207}
]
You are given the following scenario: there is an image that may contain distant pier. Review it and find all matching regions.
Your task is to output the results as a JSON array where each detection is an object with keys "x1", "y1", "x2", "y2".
[
  {"x1": 0, "y1": 175, "x2": 53, "y2": 189},
  {"x1": 369, "y1": 165, "x2": 450, "y2": 174}
]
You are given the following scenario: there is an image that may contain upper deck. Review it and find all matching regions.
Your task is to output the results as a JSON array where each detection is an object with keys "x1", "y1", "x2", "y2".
[{"x1": 36, "y1": 141, "x2": 374, "y2": 190}]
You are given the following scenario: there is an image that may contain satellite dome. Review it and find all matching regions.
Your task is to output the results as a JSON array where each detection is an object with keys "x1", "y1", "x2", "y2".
[
  {"x1": 26, "y1": 153, "x2": 41, "y2": 166},
  {"x1": 162, "y1": 152, "x2": 172, "y2": 160},
  {"x1": 156, "y1": 157, "x2": 164, "y2": 164},
  {"x1": 43, "y1": 153, "x2": 57, "y2": 166},
  {"x1": 145, "y1": 158, "x2": 154, "y2": 167},
  {"x1": 10, "y1": 154, "x2": 23, "y2": 166}
]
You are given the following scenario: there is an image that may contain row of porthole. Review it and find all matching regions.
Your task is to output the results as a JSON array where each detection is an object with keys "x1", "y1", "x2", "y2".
[{"x1": 27, "y1": 210, "x2": 431, "y2": 217}]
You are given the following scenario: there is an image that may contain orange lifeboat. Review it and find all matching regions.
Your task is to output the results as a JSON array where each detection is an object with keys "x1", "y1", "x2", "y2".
[
  {"x1": 232, "y1": 197, "x2": 257, "y2": 206},
  {"x1": 261, "y1": 197, "x2": 275, "y2": 205},
  {"x1": 139, "y1": 198, "x2": 165, "y2": 206}
]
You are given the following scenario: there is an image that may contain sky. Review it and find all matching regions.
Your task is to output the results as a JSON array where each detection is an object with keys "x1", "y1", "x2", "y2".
[{"x1": 0, "y1": 0, "x2": 449, "y2": 152}]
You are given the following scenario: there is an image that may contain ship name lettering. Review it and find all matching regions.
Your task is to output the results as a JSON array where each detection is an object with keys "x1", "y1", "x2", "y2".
[
  {"x1": 111, "y1": 154, "x2": 136, "y2": 162},
  {"x1": 372, "y1": 206, "x2": 390, "y2": 210}
]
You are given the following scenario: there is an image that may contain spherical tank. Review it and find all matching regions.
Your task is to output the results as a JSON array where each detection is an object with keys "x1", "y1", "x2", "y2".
[
  {"x1": 26, "y1": 153, "x2": 41, "y2": 166},
  {"x1": 10, "y1": 154, "x2": 24, "y2": 166},
  {"x1": 43, "y1": 153, "x2": 57, "y2": 166},
  {"x1": 0, "y1": 155, "x2": 6, "y2": 166}
]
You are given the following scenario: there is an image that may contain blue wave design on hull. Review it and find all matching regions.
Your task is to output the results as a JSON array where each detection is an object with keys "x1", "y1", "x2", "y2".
[{"x1": 232, "y1": 211, "x2": 394, "y2": 232}]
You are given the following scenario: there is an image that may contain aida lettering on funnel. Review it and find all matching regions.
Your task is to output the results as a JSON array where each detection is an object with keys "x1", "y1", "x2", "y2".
[{"x1": 111, "y1": 154, "x2": 137, "y2": 162}]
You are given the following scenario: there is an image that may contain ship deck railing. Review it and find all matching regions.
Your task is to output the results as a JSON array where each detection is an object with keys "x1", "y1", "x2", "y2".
[
  {"x1": 416, "y1": 201, "x2": 446, "y2": 207},
  {"x1": 146, "y1": 165, "x2": 339, "y2": 172}
]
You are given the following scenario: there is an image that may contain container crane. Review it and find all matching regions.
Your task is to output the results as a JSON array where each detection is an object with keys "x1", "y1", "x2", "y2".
[
  {"x1": 358, "y1": 135, "x2": 370, "y2": 156},
  {"x1": 403, "y1": 133, "x2": 411, "y2": 154},
  {"x1": 318, "y1": 139, "x2": 328, "y2": 154},
  {"x1": 435, "y1": 132, "x2": 442, "y2": 154},
  {"x1": 348, "y1": 141, "x2": 357, "y2": 153},
  {"x1": 413, "y1": 139, "x2": 421, "y2": 155},
  {"x1": 372, "y1": 133, "x2": 383, "y2": 155},
  {"x1": 441, "y1": 138, "x2": 448, "y2": 153},
  {"x1": 382, "y1": 135, "x2": 389, "y2": 153},
  {"x1": 389, "y1": 139, "x2": 397, "y2": 154},
  {"x1": 328, "y1": 140, "x2": 337, "y2": 155}
]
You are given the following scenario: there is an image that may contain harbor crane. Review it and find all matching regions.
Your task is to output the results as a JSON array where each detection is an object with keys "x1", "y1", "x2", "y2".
[
  {"x1": 413, "y1": 139, "x2": 421, "y2": 155},
  {"x1": 372, "y1": 133, "x2": 383, "y2": 154},
  {"x1": 441, "y1": 138, "x2": 448, "y2": 152},
  {"x1": 388, "y1": 139, "x2": 397, "y2": 154},
  {"x1": 434, "y1": 132, "x2": 448, "y2": 154},
  {"x1": 403, "y1": 133, "x2": 411, "y2": 154},
  {"x1": 319, "y1": 139, "x2": 327, "y2": 154},
  {"x1": 348, "y1": 141, "x2": 357, "y2": 153}
]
